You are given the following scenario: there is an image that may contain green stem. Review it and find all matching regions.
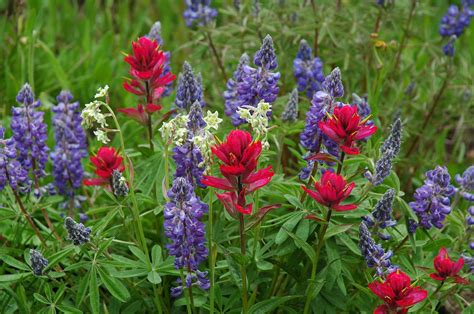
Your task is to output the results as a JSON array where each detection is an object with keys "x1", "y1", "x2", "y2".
[
  {"x1": 303, "y1": 208, "x2": 333, "y2": 314},
  {"x1": 419, "y1": 281, "x2": 444, "y2": 312},
  {"x1": 209, "y1": 191, "x2": 215, "y2": 314},
  {"x1": 239, "y1": 213, "x2": 249, "y2": 313}
]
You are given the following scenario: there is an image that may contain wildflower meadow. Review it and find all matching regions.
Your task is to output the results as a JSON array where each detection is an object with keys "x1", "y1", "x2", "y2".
[{"x1": 1, "y1": 1, "x2": 474, "y2": 313}]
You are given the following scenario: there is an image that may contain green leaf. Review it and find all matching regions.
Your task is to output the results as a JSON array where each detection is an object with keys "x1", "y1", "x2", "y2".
[
  {"x1": 76, "y1": 271, "x2": 90, "y2": 307},
  {"x1": 56, "y1": 305, "x2": 83, "y2": 314},
  {"x1": 147, "y1": 271, "x2": 162, "y2": 284},
  {"x1": 151, "y1": 245, "x2": 162, "y2": 267},
  {"x1": 275, "y1": 213, "x2": 303, "y2": 245},
  {"x1": 1, "y1": 255, "x2": 30, "y2": 271},
  {"x1": 284, "y1": 229, "x2": 316, "y2": 264},
  {"x1": 324, "y1": 224, "x2": 354, "y2": 240},
  {"x1": 284, "y1": 194, "x2": 304, "y2": 209},
  {"x1": 89, "y1": 267, "x2": 100, "y2": 314},
  {"x1": 0, "y1": 272, "x2": 31, "y2": 282},
  {"x1": 128, "y1": 246, "x2": 148, "y2": 265},
  {"x1": 34, "y1": 293, "x2": 50, "y2": 304},
  {"x1": 44, "y1": 247, "x2": 75, "y2": 271},
  {"x1": 249, "y1": 295, "x2": 301, "y2": 314},
  {"x1": 97, "y1": 267, "x2": 130, "y2": 302}
]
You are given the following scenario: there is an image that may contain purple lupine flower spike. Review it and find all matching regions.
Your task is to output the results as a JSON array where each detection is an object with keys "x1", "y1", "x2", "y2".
[
  {"x1": 11, "y1": 83, "x2": 49, "y2": 184},
  {"x1": 30, "y1": 249, "x2": 48, "y2": 276},
  {"x1": 164, "y1": 177, "x2": 209, "y2": 296},
  {"x1": 50, "y1": 91, "x2": 88, "y2": 198},
  {"x1": 409, "y1": 166, "x2": 456, "y2": 229},
  {"x1": 351, "y1": 93, "x2": 372, "y2": 121},
  {"x1": 64, "y1": 217, "x2": 91, "y2": 246},
  {"x1": 0, "y1": 126, "x2": 29, "y2": 192},
  {"x1": 455, "y1": 166, "x2": 474, "y2": 201},
  {"x1": 173, "y1": 142, "x2": 206, "y2": 188},
  {"x1": 187, "y1": 101, "x2": 207, "y2": 135},
  {"x1": 281, "y1": 88, "x2": 299, "y2": 122},
  {"x1": 175, "y1": 62, "x2": 205, "y2": 110},
  {"x1": 439, "y1": 4, "x2": 474, "y2": 56},
  {"x1": 235, "y1": 35, "x2": 280, "y2": 125},
  {"x1": 224, "y1": 53, "x2": 250, "y2": 126},
  {"x1": 363, "y1": 189, "x2": 396, "y2": 240},
  {"x1": 293, "y1": 39, "x2": 325, "y2": 98},
  {"x1": 322, "y1": 67, "x2": 344, "y2": 99},
  {"x1": 183, "y1": 0, "x2": 218, "y2": 27},
  {"x1": 359, "y1": 221, "x2": 396, "y2": 277}
]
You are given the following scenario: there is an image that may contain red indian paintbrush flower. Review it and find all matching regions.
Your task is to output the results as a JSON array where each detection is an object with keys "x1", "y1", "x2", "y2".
[
  {"x1": 430, "y1": 247, "x2": 468, "y2": 284},
  {"x1": 318, "y1": 105, "x2": 377, "y2": 155},
  {"x1": 119, "y1": 36, "x2": 176, "y2": 125},
  {"x1": 201, "y1": 130, "x2": 274, "y2": 216},
  {"x1": 84, "y1": 147, "x2": 125, "y2": 186},
  {"x1": 369, "y1": 270, "x2": 428, "y2": 314},
  {"x1": 301, "y1": 171, "x2": 357, "y2": 211}
]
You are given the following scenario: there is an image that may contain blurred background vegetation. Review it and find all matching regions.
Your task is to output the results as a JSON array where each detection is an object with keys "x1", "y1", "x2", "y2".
[{"x1": 0, "y1": 0, "x2": 473, "y2": 192}]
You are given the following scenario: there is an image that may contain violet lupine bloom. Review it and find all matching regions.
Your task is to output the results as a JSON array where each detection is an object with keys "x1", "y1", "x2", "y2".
[
  {"x1": 281, "y1": 88, "x2": 299, "y2": 122},
  {"x1": 363, "y1": 189, "x2": 396, "y2": 240},
  {"x1": 359, "y1": 221, "x2": 396, "y2": 277},
  {"x1": 224, "y1": 53, "x2": 250, "y2": 126},
  {"x1": 234, "y1": 35, "x2": 280, "y2": 125},
  {"x1": 30, "y1": 249, "x2": 48, "y2": 276},
  {"x1": 175, "y1": 62, "x2": 205, "y2": 111},
  {"x1": 439, "y1": 4, "x2": 474, "y2": 56},
  {"x1": 11, "y1": 83, "x2": 49, "y2": 182},
  {"x1": 64, "y1": 217, "x2": 91, "y2": 246},
  {"x1": 164, "y1": 177, "x2": 209, "y2": 297},
  {"x1": 0, "y1": 127, "x2": 29, "y2": 192},
  {"x1": 183, "y1": 0, "x2": 217, "y2": 27},
  {"x1": 409, "y1": 166, "x2": 456, "y2": 229},
  {"x1": 293, "y1": 39, "x2": 325, "y2": 99},
  {"x1": 407, "y1": 219, "x2": 418, "y2": 234},
  {"x1": 147, "y1": 21, "x2": 173, "y2": 97},
  {"x1": 455, "y1": 166, "x2": 474, "y2": 201},
  {"x1": 173, "y1": 102, "x2": 206, "y2": 188},
  {"x1": 50, "y1": 91, "x2": 88, "y2": 197}
]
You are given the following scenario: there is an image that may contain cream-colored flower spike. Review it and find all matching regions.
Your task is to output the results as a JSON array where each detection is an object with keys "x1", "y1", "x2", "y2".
[{"x1": 237, "y1": 100, "x2": 271, "y2": 149}]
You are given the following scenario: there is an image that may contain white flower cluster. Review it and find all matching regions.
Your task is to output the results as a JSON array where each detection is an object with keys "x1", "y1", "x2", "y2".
[
  {"x1": 81, "y1": 86, "x2": 111, "y2": 144},
  {"x1": 159, "y1": 114, "x2": 189, "y2": 146},
  {"x1": 159, "y1": 110, "x2": 223, "y2": 171},
  {"x1": 237, "y1": 101, "x2": 271, "y2": 149},
  {"x1": 192, "y1": 111, "x2": 222, "y2": 170}
]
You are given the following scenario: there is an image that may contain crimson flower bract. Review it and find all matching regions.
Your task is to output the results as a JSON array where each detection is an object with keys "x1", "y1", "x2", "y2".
[
  {"x1": 369, "y1": 270, "x2": 428, "y2": 314},
  {"x1": 430, "y1": 247, "x2": 468, "y2": 284},
  {"x1": 318, "y1": 105, "x2": 377, "y2": 155},
  {"x1": 120, "y1": 36, "x2": 176, "y2": 125},
  {"x1": 84, "y1": 147, "x2": 124, "y2": 186},
  {"x1": 201, "y1": 130, "x2": 274, "y2": 216},
  {"x1": 301, "y1": 171, "x2": 357, "y2": 211}
]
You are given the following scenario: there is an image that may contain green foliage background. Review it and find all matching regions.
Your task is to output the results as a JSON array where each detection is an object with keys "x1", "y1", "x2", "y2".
[{"x1": 0, "y1": 0, "x2": 473, "y2": 313}]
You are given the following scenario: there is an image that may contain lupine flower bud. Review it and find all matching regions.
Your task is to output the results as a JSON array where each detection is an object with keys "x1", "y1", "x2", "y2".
[
  {"x1": 175, "y1": 62, "x2": 205, "y2": 110},
  {"x1": 281, "y1": 88, "x2": 299, "y2": 122},
  {"x1": 455, "y1": 166, "x2": 474, "y2": 201},
  {"x1": 64, "y1": 217, "x2": 92, "y2": 246},
  {"x1": 407, "y1": 219, "x2": 418, "y2": 234},
  {"x1": 0, "y1": 127, "x2": 29, "y2": 192},
  {"x1": 183, "y1": 0, "x2": 218, "y2": 27},
  {"x1": 409, "y1": 166, "x2": 456, "y2": 229},
  {"x1": 363, "y1": 189, "x2": 396, "y2": 240},
  {"x1": 351, "y1": 93, "x2": 371, "y2": 121},
  {"x1": 111, "y1": 169, "x2": 129, "y2": 197},
  {"x1": 322, "y1": 67, "x2": 344, "y2": 98},
  {"x1": 148, "y1": 21, "x2": 163, "y2": 45},
  {"x1": 173, "y1": 142, "x2": 206, "y2": 188},
  {"x1": 359, "y1": 222, "x2": 396, "y2": 277},
  {"x1": 380, "y1": 117, "x2": 403, "y2": 157},
  {"x1": 30, "y1": 249, "x2": 48, "y2": 276},
  {"x1": 293, "y1": 40, "x2": 325, "y2": 98},
  {"x1": 224, "y1": 53, "x2": 250, "y2": 126},
  {"x1": 79, "y1": 213, "x2": 89, "y2": 223},
  {"x1": 187, "y1": 101, "x2": 207, "y2": 136},
  {"x1": 164, "y1": 177, "x2": 209, "y2": 296},
  {"x1": 365, "y1": 148, "x2": 394, "y2": 186},
  {"x1": 11, "y1": 83, "x2": 49, "y2": 182},
  {"x1": 51, "y1": 91, "x2": 88, "y2": 197}
]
